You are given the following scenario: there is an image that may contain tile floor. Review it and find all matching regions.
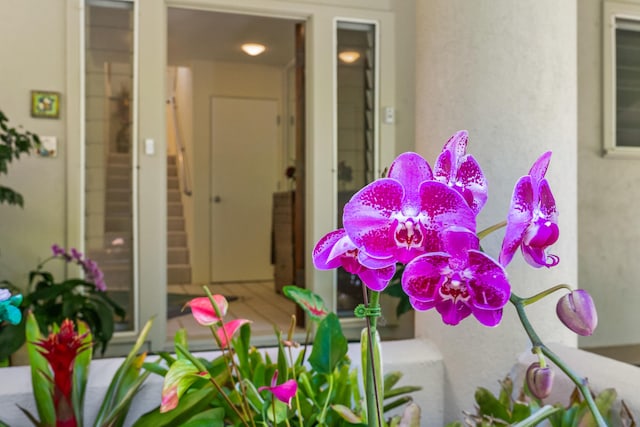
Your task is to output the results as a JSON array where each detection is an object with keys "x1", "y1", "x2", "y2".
[{"x1": 166, "y1": 281, "x2": 304, "y2": 349}]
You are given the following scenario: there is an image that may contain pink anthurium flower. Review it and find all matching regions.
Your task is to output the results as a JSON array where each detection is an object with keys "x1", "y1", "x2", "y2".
[
  {"x1": 216, "y1": 318, "x2": 251, "y2": 349},
  {"x1": 433, "y1": 130, "x2": 488, "y2": 214},
  {"x1": 499, "y1": 151, "x2": 560, "y2": 268},
  {"x1": 313, "y1": 228, "x2": 396, "y2": 291},
  {"x1": 402, "y1": 227, "x2": 510, "y2": 326},
  {"x1": 343, "y1": 152, "x2": 476, "y2": 265},
  {"x1": 186, "y1": 295, "x2": 229, "y2": 325},
  {"x1": 258, "y1": 370, "x2": 298, "y2": 407}
]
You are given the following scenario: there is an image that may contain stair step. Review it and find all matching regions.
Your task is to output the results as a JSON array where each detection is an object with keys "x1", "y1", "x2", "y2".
[
  {"x1": 106, "y1": 216, "x2": 132, "y2": 232},
  {"x1": 168, "y1": 247, "x2": 190, "y2": 264},
  {"x1": 168, "y1": 264, "x2": 191, "y2": 285},
  {"x1": 101, "y1": 264, "x2": 133, "y2": 292},
  {"x1": 167, "y1": 203, "x2": 183, "y2": 217},
  {"x1": 168, "y1": 231, "x2": 187, "y2": 247},
  {"x1": 106, "y1": 201, "x2": 132, "y2": 215},
  {"x1": 107, "y1": 189, "x2": 132, "y2": 203},
  {"x1": 167, "y1": 217, "x2": 185, "y2": 231},
  {"x1": 167, "y1": 164, "x2": 178, "y2": 177},
  {"x1": 167, "y1": 190, "x2": 181, "y2": 203},
  {"x1": 167, "y1": 177, "x2": 179, "y2": 190},
  {"x1": 107, "y1": 175, "x2": 131, "y2": 188},
  {"x1": 167, "y1": 155, "x2": 177, "y2": 165},
  {"x1": 109, "y1": 153, "x2": 131, "y2": 164},
  {"x1": 87, "y1": 248, "x2": 132, "y2": 266},
  {"x1": 108, "y1": 164, "x2": 130, "y2": 177}
]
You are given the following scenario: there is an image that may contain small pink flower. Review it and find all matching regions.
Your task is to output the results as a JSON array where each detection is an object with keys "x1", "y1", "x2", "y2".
[
  {"x1": 186, "y1": 295, "x2": 229, "y2": 325},
  {"x1": 258, "y1": 370, "x2": 298, "y2": 407},
  {"x1": 216, "y1": 319, "x2": 251, "y2": 349}
]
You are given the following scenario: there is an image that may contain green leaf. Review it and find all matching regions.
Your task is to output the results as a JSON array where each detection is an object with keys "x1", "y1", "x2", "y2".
[
  {"x1": 384, "y1": 371, "x2": 403, "y2": 392},
  {"x1": 131, "y1": 386, "x2": 216, "y2": 427},
  {"x1": 25, "y1": 312, "x2": 55, "y2": 427},
  {"x1": 93, "y1": 318, "x2": 153, "y2": 427},
  {"x1": 72, "y1": 320, "x2": 93, "y2": 426},
  {"x1": 282, "y1": 285, "x2": 329, "y2": 322},
  {"x1": 475, "y1": 387, "x2": 511, "y2": 422},
  {"x1": 181, "y1": 408, "x2": 225, "y2": 427},
  {"x1": 308, "y1": 313, "x2": 348, "y2": 375},
  {"x1": 331, "y1": 404, "x2": 363, "y2": 423}
]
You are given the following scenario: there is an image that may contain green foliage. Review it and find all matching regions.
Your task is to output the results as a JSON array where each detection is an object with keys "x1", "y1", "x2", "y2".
[
  {"x1": 14, "y1": 316, "x2": 153, "y2": 427},
  {"x1": 138, "y1": 288, "x2": 421, "y2": 426},
  {"x1": 0, "y1": 269, "x2": 125, "y2": 360},
  {"x1": 447, "y1": 376, "x2": 636, "y2": 427},
  {"x1": 0, "y1": 109, "x2": 41, "y2": 207}
]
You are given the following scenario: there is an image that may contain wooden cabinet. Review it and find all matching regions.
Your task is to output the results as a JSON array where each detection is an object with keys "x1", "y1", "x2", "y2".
[{"x1": 272, "y1": 191, "x2": 295, "y2": 293}]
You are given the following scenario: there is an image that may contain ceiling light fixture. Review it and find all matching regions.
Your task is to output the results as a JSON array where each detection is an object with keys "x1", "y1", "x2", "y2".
[
  {"x1": 241, "y1": 43, "x2": 266, "y2": 56},
  {"x1": 338, "y1": 51, "x2": 360, "y2": 64}
]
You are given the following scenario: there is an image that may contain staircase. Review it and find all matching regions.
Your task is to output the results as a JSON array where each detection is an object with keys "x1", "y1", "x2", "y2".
[
  {"x1": 167, "y1": 154, "x2": 192, "y2": 285},
  {"x1": 88, "y1": 153, "x2": 192, "y2": 292}
]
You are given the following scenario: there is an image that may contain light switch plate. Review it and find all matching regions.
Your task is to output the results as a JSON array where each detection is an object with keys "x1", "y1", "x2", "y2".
[
  {"x1": 37, "y1": 135, "x2": 57, "y2": 157},
  {"x1": 145, "y1": 138, "x2": 155, "y2": 155}
]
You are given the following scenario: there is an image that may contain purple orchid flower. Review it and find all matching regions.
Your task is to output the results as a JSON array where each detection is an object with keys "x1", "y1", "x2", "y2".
[
  {"x1": 343, "y1": 152, "x2": 476, "y2": 265},
  {"x1": 258, "y1": 370, "x2": 298, "y2": 407},
  {"x1": 401, "y1": 227, "x2": 510, "y2": 326},
  {"x1": 499, "y1": 151, "x2": 559, "y2": 268},
  {"x1": 313, "y1": 229, "x2": 395, "y2": 291},
  {"x1": 433, "y1": 130, "x2": 488, "y2": 214}
]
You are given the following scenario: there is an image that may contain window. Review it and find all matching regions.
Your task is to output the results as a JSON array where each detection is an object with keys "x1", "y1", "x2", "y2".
[{"x1": 604, "y1": 2, "x2": 640, "y2": 157}]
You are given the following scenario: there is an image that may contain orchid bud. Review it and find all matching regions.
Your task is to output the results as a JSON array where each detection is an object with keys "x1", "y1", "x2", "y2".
[
  {"x1": 526, "y1": 362, "x2": 554, "y2": 400},
  {"x1": 556, "y1": 289, "x2": 598, "y2": 336}
]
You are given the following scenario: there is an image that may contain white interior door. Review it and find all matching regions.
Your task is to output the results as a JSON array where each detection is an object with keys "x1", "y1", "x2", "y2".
[{"x1": 210, "y1": 97, "x2": 278, "y2": 282}]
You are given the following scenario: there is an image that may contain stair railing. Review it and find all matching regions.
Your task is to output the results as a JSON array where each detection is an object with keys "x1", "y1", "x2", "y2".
[{"x1": 168, "y1": 96, "x2": 192, "y2": 197}]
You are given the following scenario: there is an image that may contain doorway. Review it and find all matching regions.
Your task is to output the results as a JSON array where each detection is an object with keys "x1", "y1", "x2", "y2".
[{"x1": 165, "y1": 8, "x2": 305, "y2": 344}]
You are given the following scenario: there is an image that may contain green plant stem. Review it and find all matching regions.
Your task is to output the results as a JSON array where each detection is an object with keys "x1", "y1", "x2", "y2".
[
  {"x1": 176, "y1": 343, "x2": 250, "y2": 427},
  {"x1": 271, "y1": 398, "x2": 276, "y2": 427},
  {"x1": 286, "y1": 346, "x2": 304, "y2": 426},
  {"x1": 317, "y1": 374, "x2": 334, "y2": 426},
  {"x1": 476, "y1": 220, "x2": 507, "y2": 240},
  {"x1": 510, "y1": 293, "x2": 607, "y2": 427},
  {"x1": 521, "y1": 284, "x2": 573, "y2": 306},
  {"x1": 363, "y1": 289, "x2": 383, "y2": 427}
]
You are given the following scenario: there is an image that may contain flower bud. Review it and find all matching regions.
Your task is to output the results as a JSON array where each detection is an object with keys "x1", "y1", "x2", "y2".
[
  {"x1": 526, "y1": 362, "x2": 554, "y2": 399},
  {"x1": 556, "y1": 289, "x2": 598, "y2": 336}
]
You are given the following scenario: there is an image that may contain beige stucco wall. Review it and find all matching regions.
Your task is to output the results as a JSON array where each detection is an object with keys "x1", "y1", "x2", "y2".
[
  {"x1": 414, "y1": 0, "x2": 579, "y2": 421},
  {"x1": 577, "y1": 0, "x2": 640, "y2": 350},
  {"x1": 0, "y1": 0, "x2": 68, "y2": 285}
]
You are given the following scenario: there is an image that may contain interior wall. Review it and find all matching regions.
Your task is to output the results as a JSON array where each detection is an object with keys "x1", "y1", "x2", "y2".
[
  {"x1": 189, "y1": 60, "x2": 284, "y2": 283},
  {"x1": 578, "y1": 0, "x2": 640, "y2": 349},
  {"x1": 0, "y1": 0, "x2": 68, "y2": 285}
]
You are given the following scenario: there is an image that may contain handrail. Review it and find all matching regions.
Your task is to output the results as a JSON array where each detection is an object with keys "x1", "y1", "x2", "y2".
[{"x1": 168, "y1": 95, "x2": 192, "y2": 197}]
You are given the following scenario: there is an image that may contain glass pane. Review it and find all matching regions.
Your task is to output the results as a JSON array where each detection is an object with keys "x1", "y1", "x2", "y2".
[
  {"x1": 85, "y1": 0, "x2": 135, "y2": 331},
  {"x1": 336, "y1": 22, "x2": 376, "y2": 317},
  {"x1": 616, "y1": 20, "x2": 640, "y2": 147}
]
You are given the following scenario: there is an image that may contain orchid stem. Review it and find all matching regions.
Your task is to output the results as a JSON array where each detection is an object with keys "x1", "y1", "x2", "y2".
[
  {"x1": 362, "y1": 288, "x2": 383, "y2": 427},
  {"x1": 510, "y1": 293, "x2": 607, "y2": 427},
  {"x1": 476, "y1": 220, "x2": 507, "y2": 240},
  {"x1": 521, "y1": 284, "x2": 573, "y2": 306}
]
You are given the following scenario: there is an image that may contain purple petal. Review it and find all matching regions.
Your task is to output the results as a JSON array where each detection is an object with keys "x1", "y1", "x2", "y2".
[
  {"x1": 343, "y1": 179, "x2": 404, "y2": 259},
  {"x1": 435, "y1": 297, "x2": 471, "y2": 325},
  {"x1": 499, "y1": 176, "x2": 534, "y2": 267},
  {"x1": 387, "y1": 152, "x2": 433, "y2": 207},
  {"x1": 470, "y1": 307, "x2": 503, "y2": 327},
  {"x1": 313, "y1": 229, "x2": 347, "y2": 270},
  {"x1": 467, "y1": 250, "x2": 510, "y2": 310},
  {"x1": 455, "y1": 155, "x2": 488, "y2": 213},
  {"x1": 409, "y1": 296, "x2": 436, "y2": 311},
  {"x1": 442, "y1": 130, "x2": 469, "y2": 160},
  {"x1": 521, "y1": 245, "x2": 559, "y2": 268},
  {"x1": 419, "y1": 181, "x2": 477, "y2": 248},
  {"x1": 358, "y1": 265, "x2": 396, "y2": 291},
  {"x1": 357, "y1": 251, "x2": 396, "y2": 269},
  {"x1": 537, "y1": 179, "x2": 558, "y2": 221},
  {"x1": 441, "y1": 227, "x2": 478, "y2": 265},
  {"x1": 401, "y1": 253, "x2": 449, "y2": 301},
  {"x1": 528, "y1": 151, "x2": 552, "y2": 183},
  {"x1": 433, "y1": 149, "x2": 452, "y2": 182}
]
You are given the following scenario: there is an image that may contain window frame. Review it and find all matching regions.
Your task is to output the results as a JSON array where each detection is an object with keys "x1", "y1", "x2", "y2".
[{"x1": 603, "y1": 1, "x2": 640, "y2": 158}]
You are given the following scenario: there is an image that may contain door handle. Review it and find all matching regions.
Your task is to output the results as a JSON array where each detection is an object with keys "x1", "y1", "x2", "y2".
[{"x1": 212, "y1": 195, "x2": 221, "y2": 203}]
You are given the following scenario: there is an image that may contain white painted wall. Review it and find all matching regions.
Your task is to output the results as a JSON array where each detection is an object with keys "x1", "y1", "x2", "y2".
[
  {"x1": 577, "y1": 0, "x2": 640, "y2": 350},
  {"x1": 414, "y1": 0, "x2": 578, "y2": 421}
]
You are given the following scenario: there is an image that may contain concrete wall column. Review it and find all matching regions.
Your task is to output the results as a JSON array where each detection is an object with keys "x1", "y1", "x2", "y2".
[{"x1": 413, "y1": 1, "x2": 578, "y2": 421}]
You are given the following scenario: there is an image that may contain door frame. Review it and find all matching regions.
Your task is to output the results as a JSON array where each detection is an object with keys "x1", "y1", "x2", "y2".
[{"x1": 67, "y1": 0, "x2": 398, "y2": 352}]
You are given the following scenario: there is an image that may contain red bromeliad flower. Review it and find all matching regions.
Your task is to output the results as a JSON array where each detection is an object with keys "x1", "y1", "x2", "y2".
[{"x1": 35, "y1": 319, "x2": 91, "y2": 427}]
